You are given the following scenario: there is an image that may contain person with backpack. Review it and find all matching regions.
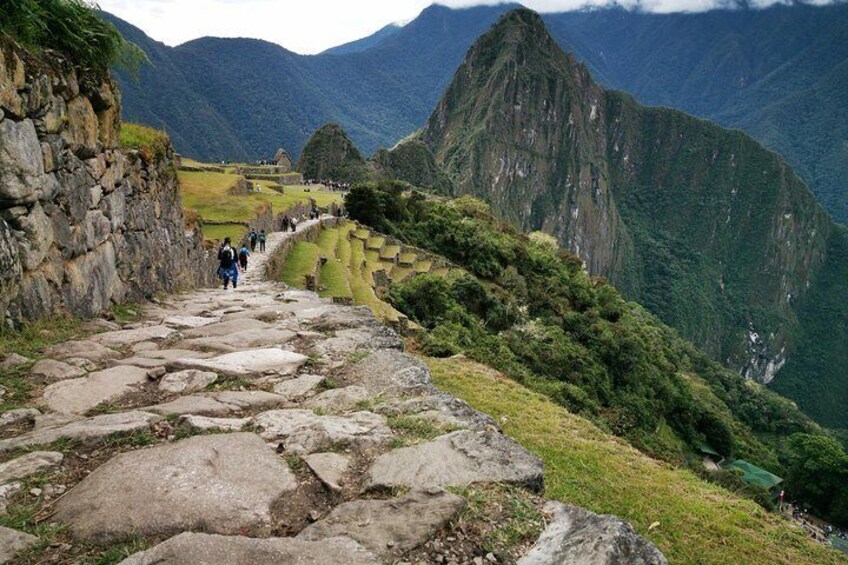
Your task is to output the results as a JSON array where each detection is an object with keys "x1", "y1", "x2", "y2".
[
  {"x1": 217, "y1": 237, "x2": 239, "y2": 290},
  {"x1": 238, "y1": 244, "x2": 250, "y2": 271},
  {"x1": 290, "y1": 217, "x2": 298, "y2": 232},
  {"x1": 248, "y1": 229, "x2": 258, "y2": 252},
  {"x1": 258, "y1": 230, "x2": 267, "y2": 252}
]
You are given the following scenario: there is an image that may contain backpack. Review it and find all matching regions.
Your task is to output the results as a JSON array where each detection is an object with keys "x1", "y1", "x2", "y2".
[
  {"x1": 259, "y1": 233, "x2": 266, "y2": 242},
  {"x1": 219, "y1": 245, "x2": 235, "y2": 263}
]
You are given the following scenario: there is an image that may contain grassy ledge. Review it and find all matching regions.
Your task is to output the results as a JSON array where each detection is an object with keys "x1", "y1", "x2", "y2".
[
  {"x1": 120, "y1": 123, "x2": 170, "y2": 161},
  {"x1": 424, "y1": 356, "x2": 846, "y2": 565}
]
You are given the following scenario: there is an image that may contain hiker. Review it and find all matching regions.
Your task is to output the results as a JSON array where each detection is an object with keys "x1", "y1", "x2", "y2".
[
  {"x1": 290, "y1": 217, "x2": 298, "y2": 232},
  {"x1": 282, "y1": 216, "x2": 290, "y2": 232},
  {"x1": 249, "y1": 229, "x2": 258, "y2": 252},
  {"x1": 238, "y1": 244, "x2": 250, "y2": 271},
  {"x1": 259, "y1": 230, "x2": 267, "y2": 252},
  {"x1": 217, "y1": 237, "x2": 239, "y2": 290}
]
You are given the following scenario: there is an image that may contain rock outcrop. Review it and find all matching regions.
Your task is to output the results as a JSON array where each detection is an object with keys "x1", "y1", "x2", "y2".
[{"x1": 0, "y1": 41, "x2": 212, "y2": 327}]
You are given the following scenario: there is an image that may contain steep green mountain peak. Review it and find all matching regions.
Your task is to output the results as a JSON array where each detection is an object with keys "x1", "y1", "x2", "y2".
[
  {"x1": 295, "y1": 123, "x2": 370, "y2": 184},
  {"x1": 421, "y1": 7, "x2": 847, "y2": 429}
]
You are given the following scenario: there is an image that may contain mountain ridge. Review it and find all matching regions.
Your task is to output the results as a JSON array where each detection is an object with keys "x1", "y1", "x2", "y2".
[
  {"x1": 418, "y1": 7, "x2": 847, "y2": 429},
  {"x1": 106, "y1": 3, "x2": 848, "y2": 224}
]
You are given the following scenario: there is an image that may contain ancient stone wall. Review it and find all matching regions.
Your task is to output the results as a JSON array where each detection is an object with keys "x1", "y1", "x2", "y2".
[{"x1": 0, "y1": 42, "x2": 213, "y2": 327}]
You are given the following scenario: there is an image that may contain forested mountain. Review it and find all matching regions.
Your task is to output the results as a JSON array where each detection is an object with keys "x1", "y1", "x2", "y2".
[
  {"x1": 107, "y1": 3, "x2": 848, "y2": 223},
  {"x1": 415, "y1": 8, "x2": 848, "y2": 430}
]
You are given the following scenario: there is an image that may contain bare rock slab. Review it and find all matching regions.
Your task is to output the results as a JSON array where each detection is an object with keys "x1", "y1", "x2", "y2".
[
  {"x1": 145, "y1": 396, "x2": 233, "y2": 418},
  {"x1": 90, "y1": 325, "x2": 180, "y2": 347},
  {"x1": 44, "y1": 340, "x2": 119, "y2": 363},
  {"x1": 272, "y1": 374, "x2": 325, "y2": 401},
  {"x1": 366, "y1": 430, "x2": 543, "y2": 492},
  {"x1": 255, "y1": 409, "x2": 391, "y2": 454},
  {"x1": 299, "y1": 489, "x2": 465, "y2": 557},
  {"x1": 0, "y1": 408, "x2": 39, "y2": 428},
  {"x1": 54, "y1": 433, "x2": 297, "y2": 543},
  {"x1": 158, "y1": 370, "x2": 217, "y2": 394},
  {"x1": 177, "y1": 415, "x2": 250, "y2": 433},
  {"x1": 181, "y1": 328, "x2": 296, "y2": 353},
  {"x1": 0, "y1": 526, "x2": 38, "y2": 563},
  {"x1": 42, "y1": 365, "x2": 149, "y2": 414},
  {"x1": 303, "y1": 452, "x2": 350, "y2": 491},
  {"x1": 163, "y1": 315, "x2": 221, "y2": 329},
  {"x1": 181, "y1": 318, "x2": 271, "y2": 338},
  {"x1": 171, "y1": 348, "x2": 308, "y2": 377},
  {"x1": 0, "y1": 411, "x2": 160, "y2": 453},
  {"x1": 518, "y1": 502, "x2": 668, "y2": 565},
  {"x1": 0, "y1": 451, "x2": 63, "y2": 483},
  {"x1": 305, "y1": 386, "x2": 370, "y2": 413},
  {"x1": 30, "y1": 359, "x2": 86, "y2": 382},
  {"x1": 117, "y1": 532, "x2": 378, "y2": 565},
  {"x1": 0, "y1": 483, "x2": 22, "y2": 515}
]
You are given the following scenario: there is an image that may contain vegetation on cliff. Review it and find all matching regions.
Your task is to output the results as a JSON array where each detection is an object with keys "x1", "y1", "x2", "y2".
[
  {"x1": 0, "y1": 0, "x2": 145, "y2": 73},
  {"x1": 344, "y1": 181, "x2": 848, "y2": 527},
  {"x1": 295, "y1": 123, "x2": 370, "y2": 184}
]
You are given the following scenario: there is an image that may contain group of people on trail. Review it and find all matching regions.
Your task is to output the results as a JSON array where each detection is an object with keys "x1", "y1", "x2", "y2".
[
  {"x1": 248, "y1": 228, "x2": 266, "y2": 252},
  {"x1": 304, "y1": 179, "x2": 350, "y2": 192},
  {"x1": 216, "y1": 228, "x2": 267, "y2": 290},
  {"x1": 281, "y1": 215, "x2": 298, "y2": 233}
]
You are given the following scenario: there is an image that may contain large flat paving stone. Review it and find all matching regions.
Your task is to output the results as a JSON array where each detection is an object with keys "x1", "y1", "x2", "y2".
[
  {"x1": 90, "y1": 326, "x2": 180, "y2": 347},
  {"x1": 117, "y1": 532, "x2": 378, "y2": 565},
  {"x1": 145, "y1": 396, "x2": 233, "y2": 417},
  {"x1": 366, "y1": 430, "x2": 544, "y2": 492},
  {"x1": 54, "y1": 433, "x2": 298, "y2": 543},
  {"x1": 181, "y1": 318, "x2": 271, "y2": 338},
  {"x1": 158, "y1": 370, "x2": 217, "y2": 394},
  {"x1": 163, "y1": 315, "x2": 221, "y2": 329},
  {"x1": 518, "y1": 501, "x2": 668, "y2": 565},
  {"x1": 30, "y1": 359, "x2": 86, "y2": 382},
  {"x1": 42, "y1": 366, "x2": 150, "y2": 414},
  {"x1": 272, "y1": 374, "x2": 325, "y2": 401},
  {"x1": 0, "y1": 526, "x2": 38, "y2": 563},
  {"x1": 44, "y1": 340, "x2": 120, "y2": 363},
  {"x1": 0, "y1": 451, "x2": 63, "y2": 483},
  {"x1": 0, "y1": 411, "x2": 160, "y2": 452},
  {"x1": 171, "y1": 348, "x2": 308, "y2": 377},
  {"x1": 305, "y1": 386, "x2": 370, "y2": 413},
  {"x1": 255, "y1": 409, "x2": 392, "y2": 454},
  {"x1": 298, "y1": 489, "x2": 465, "y2": 557},
  {"x1": 180, "y1": 329, "x2": 296, "y2": 353}
]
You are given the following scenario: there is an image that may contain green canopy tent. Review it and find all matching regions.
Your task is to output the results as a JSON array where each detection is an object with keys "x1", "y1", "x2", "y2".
[{"x1": 721, "y1": 459, "x2": 783, "y2": 490}]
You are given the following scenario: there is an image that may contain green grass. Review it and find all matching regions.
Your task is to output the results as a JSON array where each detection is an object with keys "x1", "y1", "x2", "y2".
[
  {"x1": 279, "y1": 241, "x2": 320, "y2": 288},
  {"x1": 366, "y1": 236, "x2": 385, "y2": 251},
  {"x1": 380, "y1": 244, "x2": 401, "y2": 261},
  {"x1": 201, "y1": 223, "x2": 246, "y2": 243},
  {"x1": 177, "y1": 167, "x2": 342, "y2": 224},
  {"x1": 316, "y1": 227, "x2": 340, "y2": 257},
  {"x1": 426, "y1": 357, "x2": 847, "y2": 565},
  {"x1": 120, "y1": 123, "x2": 169, "y2": 161},
  {"x1": 414, "y1": 260, "x2": 433, "y2": 273},
  {"x1": 319, "y1": 259, "x2": 352, "y2": 299},
  {"x1": 0, "y1": 316, "x2": 86, "y2": 411}
]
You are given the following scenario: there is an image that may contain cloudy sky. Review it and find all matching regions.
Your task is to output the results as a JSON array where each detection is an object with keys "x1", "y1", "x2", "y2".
[{"x1": 98, "y1": 0, "x2": 834, "y2": 54}]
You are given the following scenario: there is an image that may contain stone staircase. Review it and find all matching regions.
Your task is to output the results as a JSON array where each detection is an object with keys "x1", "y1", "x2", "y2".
[{"x1": 0, "y1": 226, "x2": 667, "y2": 564}]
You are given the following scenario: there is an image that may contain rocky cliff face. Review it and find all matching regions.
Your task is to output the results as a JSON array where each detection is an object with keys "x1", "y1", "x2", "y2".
[
  {"x1": 421, "y1": 9, "x2": 838, "y2": 402},
  {"x1": 0, "y1": 42, "x2": 212, "y2": 327}
]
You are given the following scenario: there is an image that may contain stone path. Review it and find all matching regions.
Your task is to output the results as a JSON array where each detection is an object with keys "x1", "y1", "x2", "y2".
[{"x1": 0, "y1": 220, "x2": 667, "y2": 564}]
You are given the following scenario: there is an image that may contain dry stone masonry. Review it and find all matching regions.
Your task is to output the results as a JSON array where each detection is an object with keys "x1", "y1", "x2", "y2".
[
  {"x1": 0, "y1": 226, "x2": 667, "y2": 561},
  {"x1": 0, "y1": 42, "x2": 212, "y2": 327}
]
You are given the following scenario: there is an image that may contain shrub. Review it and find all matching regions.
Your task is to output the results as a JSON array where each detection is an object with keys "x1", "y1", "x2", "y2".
[{"x1": 0, "y1": 0, "x2": 147, "y2": 73}]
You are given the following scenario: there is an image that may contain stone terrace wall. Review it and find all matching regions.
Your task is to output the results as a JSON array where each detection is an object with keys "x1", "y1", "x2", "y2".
[{"x1": 0, "y1": 42, "x2": 213, "y2": 327}]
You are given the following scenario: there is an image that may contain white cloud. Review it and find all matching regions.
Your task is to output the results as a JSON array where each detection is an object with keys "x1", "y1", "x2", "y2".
[{"x1": 97, "y1": 0, "x2": 838, "y2": 54}]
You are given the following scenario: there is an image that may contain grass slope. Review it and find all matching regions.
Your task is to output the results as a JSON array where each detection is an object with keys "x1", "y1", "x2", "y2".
[{"x1": 427, "y1": 357, "x2": 846, "y2": 565}]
